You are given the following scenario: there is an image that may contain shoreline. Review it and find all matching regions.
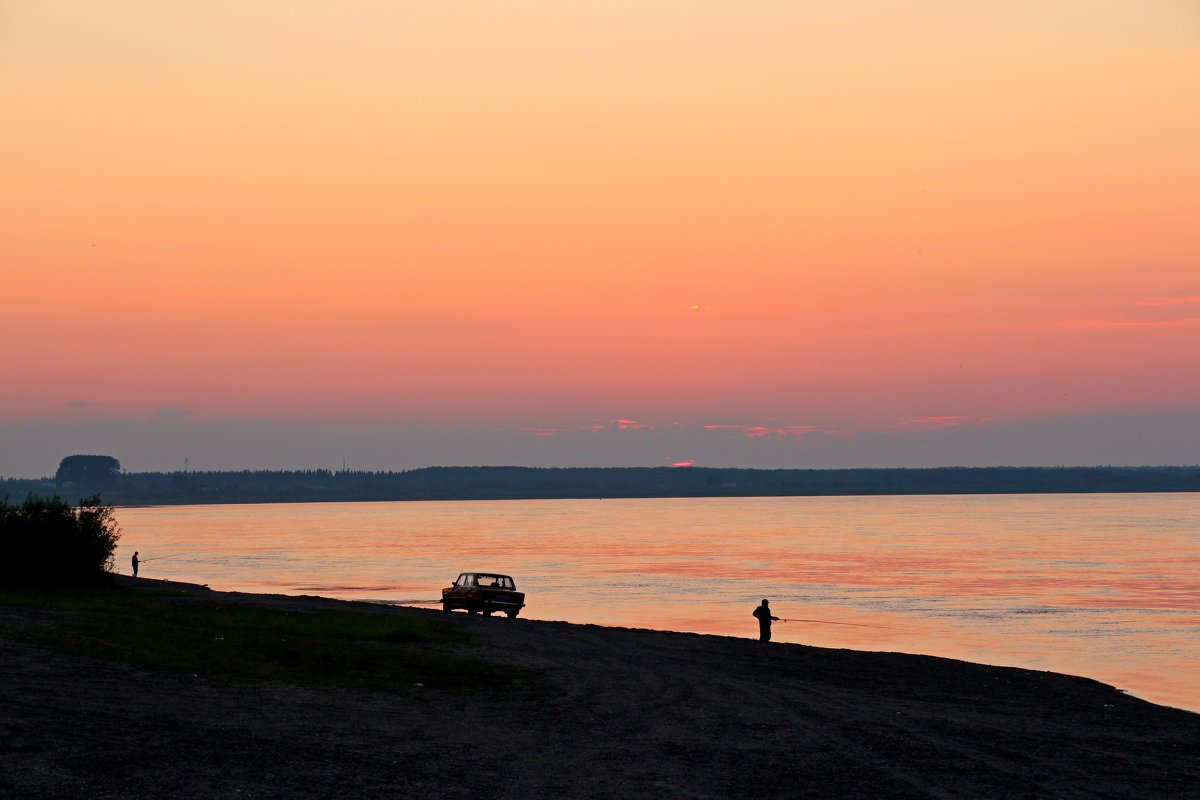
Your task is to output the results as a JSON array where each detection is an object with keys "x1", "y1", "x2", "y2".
[
  {"x1": 104, "y1": 484, "x2": 1200, "y2": 510},
  {"x1": 6, "y1": 464, "x2": 1199, "y2": 508},
  {"x1": 119, "y1": 569, "x2": 1200, "y2": 715},
  {"x1": 3, "y1": 576, "x2": 1199, "y2": 798}
]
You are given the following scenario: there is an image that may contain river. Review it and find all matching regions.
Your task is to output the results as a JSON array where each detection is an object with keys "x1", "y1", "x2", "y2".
[{"x1": 117, "y1": 493, "x2": 1200, "y2": 711}]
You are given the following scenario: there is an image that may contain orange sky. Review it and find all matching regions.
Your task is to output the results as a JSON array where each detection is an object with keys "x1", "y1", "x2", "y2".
[{"x1": 2, "y1": 2, "x2": 1198, "y2": 472}]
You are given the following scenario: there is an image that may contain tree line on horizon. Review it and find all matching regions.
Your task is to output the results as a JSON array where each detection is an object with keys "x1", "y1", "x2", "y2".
[{"x1": 1, "y1": 456, "x2": 1197, "y2": 505}]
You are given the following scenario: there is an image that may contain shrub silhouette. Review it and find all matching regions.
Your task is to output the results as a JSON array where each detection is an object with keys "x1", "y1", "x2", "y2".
[{"x1": 0, "y1": 494, "x2": 121, "y2": 587}]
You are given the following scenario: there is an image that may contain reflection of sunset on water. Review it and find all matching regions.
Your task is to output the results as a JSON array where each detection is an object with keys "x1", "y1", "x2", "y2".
[{"x1": 117, "y1": 493, "x2": 1200, "y2": 711}]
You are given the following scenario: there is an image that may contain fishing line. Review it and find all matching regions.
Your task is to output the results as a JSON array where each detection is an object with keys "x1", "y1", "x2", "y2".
[
  {"x1": 375, "y1": 599, "x2": 443, "y2": 605},
  {"x1": 138, "y1": 554, "x2": 183, "y2": 563},
  {"x1": 778, "y1": 618, "x2": 890, "y2": 629}
]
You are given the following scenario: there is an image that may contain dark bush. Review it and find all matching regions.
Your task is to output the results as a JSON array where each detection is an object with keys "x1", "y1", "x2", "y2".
[{"x1": 0, "y1": 494, "x2": 121, "y2": 587}]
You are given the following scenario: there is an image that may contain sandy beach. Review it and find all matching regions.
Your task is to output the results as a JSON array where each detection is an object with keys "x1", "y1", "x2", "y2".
[{"x1": 3, "y1": 577, "x2": 1198, "y2": 799}]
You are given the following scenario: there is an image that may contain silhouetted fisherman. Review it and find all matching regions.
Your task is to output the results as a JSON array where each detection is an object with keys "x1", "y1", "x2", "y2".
[
  {"x1": 753, "y1": 598, "x2": 780, "y2": 641},
  {"x1": 132, "y1": 551, "x2": 139, "y2": 578}
]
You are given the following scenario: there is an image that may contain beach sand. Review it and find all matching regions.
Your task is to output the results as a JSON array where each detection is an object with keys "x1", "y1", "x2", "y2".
[{"x1": 3, "y1": 577, "x2": 1198, "y2": 799}]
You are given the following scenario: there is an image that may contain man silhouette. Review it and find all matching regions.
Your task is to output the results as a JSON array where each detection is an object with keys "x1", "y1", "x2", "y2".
[
  {"x1": 132, "y1": 551, "x2": 139, "y2": 578},
  {"x1": 752, "y1": 599, "x2": 779, "y2": 641}
]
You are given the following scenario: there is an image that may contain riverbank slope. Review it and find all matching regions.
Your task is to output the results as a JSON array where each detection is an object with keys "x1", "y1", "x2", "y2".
[{"x1": 3, "y1": 577, "x2": 1198, "y2": 798}]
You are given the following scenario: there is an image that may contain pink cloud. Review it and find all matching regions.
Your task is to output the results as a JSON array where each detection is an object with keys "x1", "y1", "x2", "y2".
[
  {"x1": 1057, "y1": 318, "x2": 1200, "y2": 330},
  {"x1": 1136, "y1": 294, "x2": 1200, "y2": 307},
  {"x1": 531, "y1": 418, "x2": 990, "y2": 441},
  {"x1": 671, "y1": 460, "x2": 696, "y2": 467},
  {"x1": 1057, "y1": 293, "x2": 1200, "y2": 329},
  {"x1": 522, "y1": 420, "x2": 652, "y2": 436},
  {"x1": 890, "y1": 416, "x2": 988, "y2": 431},
  {"x1": 521, "y1": 427, "x2": 565, "y2": 436},
  {"x1": 703, "y1": 424, "x2": 820, "y2": 439},
  {"x1": 585, "y1": 419, "x2": 653, "y2": 433}
]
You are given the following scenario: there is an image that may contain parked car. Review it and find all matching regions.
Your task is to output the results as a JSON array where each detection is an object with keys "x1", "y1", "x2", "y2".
[{"x1": 441, "y1": 572, "x2": 525, "y2": 618}]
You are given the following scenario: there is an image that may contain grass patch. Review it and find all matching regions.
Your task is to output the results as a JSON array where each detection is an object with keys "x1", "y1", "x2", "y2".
[{"x1": 0, "y1": 587, "x2": 522, "y2": 693}]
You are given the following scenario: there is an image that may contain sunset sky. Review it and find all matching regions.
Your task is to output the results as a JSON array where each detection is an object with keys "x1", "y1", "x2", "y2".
[{"x1": 3, "y1": 2, "x2": 1198, "y2": 475}]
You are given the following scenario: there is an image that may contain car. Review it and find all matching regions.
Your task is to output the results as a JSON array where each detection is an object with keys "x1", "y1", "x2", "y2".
[{"x1": 441, "y1": 572, "x2": 525, "y2": 618}]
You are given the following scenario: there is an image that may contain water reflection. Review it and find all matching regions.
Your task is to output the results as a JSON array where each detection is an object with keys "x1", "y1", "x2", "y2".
[{"x1": 117, "y1": 493, "x2": 1200, "y2": 711}]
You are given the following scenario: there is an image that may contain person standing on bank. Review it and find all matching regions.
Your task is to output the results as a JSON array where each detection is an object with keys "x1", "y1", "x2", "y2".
[
  {"x1": 753, "y1": 599, "x2": 780, "y2": 641},
  {"x1": 131, "y1": 551, "x2": 139, "y2": 578}
]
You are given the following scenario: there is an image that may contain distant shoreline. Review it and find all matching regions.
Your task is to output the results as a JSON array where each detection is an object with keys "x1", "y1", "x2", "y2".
[{"x1": 5, "y1": 464, "x2": 1198, "y2": 506}]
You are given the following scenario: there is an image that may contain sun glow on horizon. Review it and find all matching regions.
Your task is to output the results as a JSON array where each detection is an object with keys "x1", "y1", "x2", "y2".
[{"x1": 2, "y1": 1, "x2": 1198, "y2": 471}]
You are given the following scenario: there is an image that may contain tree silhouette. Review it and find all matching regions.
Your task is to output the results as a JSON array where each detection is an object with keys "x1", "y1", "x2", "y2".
[
  {"x1": 0, "y1": 494, "x2": 121, "y2": 586},
  {"x1": 55, "y1": 455, "x2": 121, "y2": 490}
]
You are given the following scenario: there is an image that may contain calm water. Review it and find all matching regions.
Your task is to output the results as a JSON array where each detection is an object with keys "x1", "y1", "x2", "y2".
[{"x1": 116, "y1": 494, "x2": 1200, "y2": 711}]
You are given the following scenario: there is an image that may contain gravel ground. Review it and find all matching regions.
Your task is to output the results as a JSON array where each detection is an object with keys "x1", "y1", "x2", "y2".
[{"x1": 3, "y1": 577, "x2": 1198, "y2": 799}]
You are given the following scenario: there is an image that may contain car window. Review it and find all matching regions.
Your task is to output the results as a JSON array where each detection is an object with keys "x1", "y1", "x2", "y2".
[{"x1": 454, "y1": 573, "x2": 516, "y2": 589}]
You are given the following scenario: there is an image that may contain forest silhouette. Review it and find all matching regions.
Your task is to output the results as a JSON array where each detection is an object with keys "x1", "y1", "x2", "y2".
[{"x1": 3, "y1": 463, "x2": 1197, "y2": 506}]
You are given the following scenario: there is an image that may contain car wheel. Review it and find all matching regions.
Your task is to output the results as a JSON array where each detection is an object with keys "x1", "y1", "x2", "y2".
[
  {"x1": 467, "y1": 608, "x2": 479, "y2": 615},
  {"x1": 506, "y1": 611, "x2": 518, "y2": 619},
  {"x1": 441, "y1": 602, "x2": 452, "y2": 613},
  {"x1": 483, "y1": 609, "x2": 494, "y2": 617}
]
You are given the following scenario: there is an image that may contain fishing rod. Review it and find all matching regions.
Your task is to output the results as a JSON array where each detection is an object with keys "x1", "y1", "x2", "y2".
[
  {"x1": 778, "y1": 618, "x2": 890, "y2": 629},
  {"x1": 138, "y1": 554, "x2": 184, "y2": 563}
]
